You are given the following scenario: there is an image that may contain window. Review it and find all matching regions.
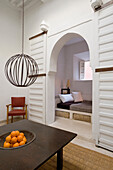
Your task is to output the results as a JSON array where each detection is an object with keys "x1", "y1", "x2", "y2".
[
  {"x1": 80, "y1": 61, "x2": 92, "y2": 80},
  {"x1": 73, "y1": 51, "x2": 92, "y2": 81}
]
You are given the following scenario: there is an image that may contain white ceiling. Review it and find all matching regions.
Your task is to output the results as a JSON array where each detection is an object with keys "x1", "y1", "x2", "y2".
[
  {"x1": 74, "y1": 51, "x2": 89, "y2": 61},
  {"x1": 7, "y1": 0, "x2": 49, "y2": 9}
]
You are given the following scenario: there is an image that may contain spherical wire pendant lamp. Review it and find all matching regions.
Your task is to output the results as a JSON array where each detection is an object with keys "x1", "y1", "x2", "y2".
[{"x1": 4, "y1": 0, "x2": 39, "y2": 87}]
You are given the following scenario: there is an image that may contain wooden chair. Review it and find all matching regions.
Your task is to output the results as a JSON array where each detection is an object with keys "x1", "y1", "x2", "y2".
[{"x1": 6, "y1": 97, "x2": 27, "y2": 124}]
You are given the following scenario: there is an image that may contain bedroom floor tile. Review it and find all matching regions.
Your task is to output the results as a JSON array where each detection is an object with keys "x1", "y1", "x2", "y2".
[
  {"x1": 49, "y1": 117, "x2": 113, "y2": 158},
  {"x1": 50, "y1": 116, "x2": 92, "y2": 140}
]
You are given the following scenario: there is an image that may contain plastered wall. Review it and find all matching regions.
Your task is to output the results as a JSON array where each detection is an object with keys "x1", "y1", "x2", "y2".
[
  {"x1": 0, "y1": 1, "x2": 28, "y2": 121},
  {"x1": 55, "y1": 41, "x2": 92, "y2": 101}
]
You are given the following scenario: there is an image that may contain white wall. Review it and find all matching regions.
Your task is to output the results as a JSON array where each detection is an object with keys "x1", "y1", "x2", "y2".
[
  {"x1": 25, "y1": 0, "x2": 93, "y2": 51},
  {"x1": 73, "y1": 56, "x2": 81, "y2": 80},
  {"x1": 0, "y1": 1, "x2": 22, "y2": 121},
  {"x1": 24, "y1": 0, "x2": 94, "y2": 125},
  {"x1": 72, "y1": 81, "x2": 92, "y2": 101},
  {"x1": 65, "y1": 41, "x2": 89, "y2": 81},
  {"x1": 55, "y1": 47, "x2": 66, "y2": 95},
  {"x1": 23, "y1": 0, "x2": 113, "y2": 139},
  {"x1": 25, "y1": 0, "x2": 110, "y2": 41},
  {"x1": 55, "y1": 40, "x2": 92, "y2": 101},
  {"x1": 65, "y1": 41, "x2": 92, "y2": 101}
]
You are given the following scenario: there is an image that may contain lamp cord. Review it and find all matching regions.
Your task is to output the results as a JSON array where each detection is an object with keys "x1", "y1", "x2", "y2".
[{"x1": 22, "y1": 0, "x2": 24, "y2": 54}]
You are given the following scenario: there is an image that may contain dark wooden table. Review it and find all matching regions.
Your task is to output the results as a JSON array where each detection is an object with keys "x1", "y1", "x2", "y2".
[{"x1": 0, "y1": 120, "x2": 77, "y2": 170}]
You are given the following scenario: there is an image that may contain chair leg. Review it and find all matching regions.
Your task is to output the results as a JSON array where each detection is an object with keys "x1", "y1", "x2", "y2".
[
  {"x1": 11, "y1": 116, "x2": 13, "y2": 123},
  {"x1": 25, "y1": 105, "x2": 27, "y2": 120},
  {"x1": 23, "y1": 115, "x2": 24, "y2": 119},
  {"x1": 26, "y1": 114, "x2": 27, "y2": 120},
  {"x1": 7, "y1": 107, "x2": 9, "y2": 124},
  {"x1": 7, "y1": 116, "x2": 8, "y2": 124}
]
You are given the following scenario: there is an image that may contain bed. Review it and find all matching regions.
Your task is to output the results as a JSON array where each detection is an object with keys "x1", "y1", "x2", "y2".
[
  {"x1": 57, "y1": 101, "x2": 76, "y2": 110},
  {"x1": 56, "y1": 95, "x2": 92, "y2": 122},
  {"x1": 57, "y1": 100, "x2": 92, "y2": 113}
]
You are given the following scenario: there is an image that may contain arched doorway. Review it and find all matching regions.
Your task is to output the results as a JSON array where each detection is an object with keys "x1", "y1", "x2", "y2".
[
  {"x1": 50, "y1": 33, "x2": 92, "y2": 73},
  {"x1": 55, "y1": 35, "x2": 92, "y2": 97},
  {"x1": 51, "y1": 33, "x2": 93, "y2": 141},
  {"x1": 47, "y1": 30, "x2": 95, "y2": 139}
]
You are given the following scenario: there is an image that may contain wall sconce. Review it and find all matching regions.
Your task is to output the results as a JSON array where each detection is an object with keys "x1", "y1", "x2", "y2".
[
  {"x1": 90, "y1": 0, "x2": 103, "y2": 11},
  {"x1": 40, "y1": 20, "x2": 49, "y2": 32}
]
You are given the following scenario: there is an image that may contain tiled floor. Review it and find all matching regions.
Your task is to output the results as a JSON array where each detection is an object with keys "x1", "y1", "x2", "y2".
[{"x1": 49, "y1": 116, "x2": 113, "y2": 158}]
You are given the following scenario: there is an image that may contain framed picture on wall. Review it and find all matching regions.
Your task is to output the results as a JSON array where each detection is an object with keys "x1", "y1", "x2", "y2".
[{"x1": 61, "y1": 88, "x2": 70, "y2": 94}]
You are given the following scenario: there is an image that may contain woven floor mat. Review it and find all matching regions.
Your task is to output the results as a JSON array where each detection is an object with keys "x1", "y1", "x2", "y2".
[{"x1": 38, "y1": 143, "x2": 113, "y2": 170}]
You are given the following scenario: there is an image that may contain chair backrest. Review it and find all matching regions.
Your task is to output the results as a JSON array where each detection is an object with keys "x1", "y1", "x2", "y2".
[{"x1": 11, "y1": 97, "x2": 25, "y2": 107}]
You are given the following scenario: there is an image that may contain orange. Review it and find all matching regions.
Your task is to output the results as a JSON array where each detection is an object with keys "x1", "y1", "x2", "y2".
[
  {"x1": 4, "y1": 142, "x2": 10, "y2": 148},
  {"x1": 17, "y1": 135, "x2": 23, "y2": 142},
  {"x1": 15, "y1": 130, "x2": 20, "y2": 136},
  {"x1": 11, "y1": 131, "x2": 17, "y2": 138},
  {"x1": 19, "y1": 141, "x2": 25, "y2": 146},
  {"x1": 6, "y1": 135, "x2": 11, "y2": 143},
  {"x1": 10, "y1": 143, "x2": 13, "y2": 148},
  {"x1": 11, "y1": 137, "x2": 17, "y2": 144},
  {"x1": 13, "y1": 142, "x2": 19, "y2": 148},
  {"x1": 3, "y1": 141, "x2": 6, "y2": 147},
  {"x1": 23, "y1": 136, "x2": 27, "y2": 143},
  {"x1": 19, "y1": 132, "x2": 24, "y2": 137}
]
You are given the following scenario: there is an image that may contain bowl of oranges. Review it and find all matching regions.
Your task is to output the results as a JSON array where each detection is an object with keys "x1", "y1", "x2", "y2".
[{"x1": 0, "y1": 130, "x2": 36, "y2": 149}]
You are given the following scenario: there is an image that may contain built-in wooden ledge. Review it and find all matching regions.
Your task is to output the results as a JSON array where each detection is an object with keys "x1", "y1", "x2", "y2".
[
  {"x1": 29, "y1": 31, "x2": 47, "y2": 40},
  {"x1": 95, "y1": 67, "x2": 113, "y2": 72},
  {"x1": 28, "y1": 73, "x2": 46, "y2": 78}
]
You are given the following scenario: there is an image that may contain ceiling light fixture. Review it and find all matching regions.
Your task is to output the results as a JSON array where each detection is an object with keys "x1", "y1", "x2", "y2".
[{"x1": 4, "y1": 0, "x2": 39, "y2": 87}]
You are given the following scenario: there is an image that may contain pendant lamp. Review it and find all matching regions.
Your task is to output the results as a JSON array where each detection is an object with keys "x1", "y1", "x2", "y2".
[{"x1": 4, "y1": 0, "x2": 39, "y2": 87}]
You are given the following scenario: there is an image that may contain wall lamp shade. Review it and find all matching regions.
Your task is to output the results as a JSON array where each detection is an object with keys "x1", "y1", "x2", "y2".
[
  {"x1": 5, "y1": 54, "x2": 39, "y2": 87},
  {"x1": 40, "y1": 20, "x2": 49, "y2": 32}
]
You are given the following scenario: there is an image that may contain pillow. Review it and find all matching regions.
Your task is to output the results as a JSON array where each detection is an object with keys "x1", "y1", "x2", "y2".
[
  {"x1": 72, "y1": 92, "x2": 83, "y2": 102},
  {"x1": 59, "y1": 94, "x2": 74, "y2": 103}
]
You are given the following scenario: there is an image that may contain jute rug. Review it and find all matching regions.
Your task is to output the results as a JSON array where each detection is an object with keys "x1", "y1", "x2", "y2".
[{"x1": 38, "y1": 143, "x2": 113, "y2": 170}]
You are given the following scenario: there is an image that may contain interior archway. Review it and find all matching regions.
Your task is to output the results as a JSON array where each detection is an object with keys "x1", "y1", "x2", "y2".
[
  {"x1": 49, "y1": 33, "x2": 91, "y2": 74},
  {"x1": 48, "y1": 32, "x2": 93, "y2": 142}
]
